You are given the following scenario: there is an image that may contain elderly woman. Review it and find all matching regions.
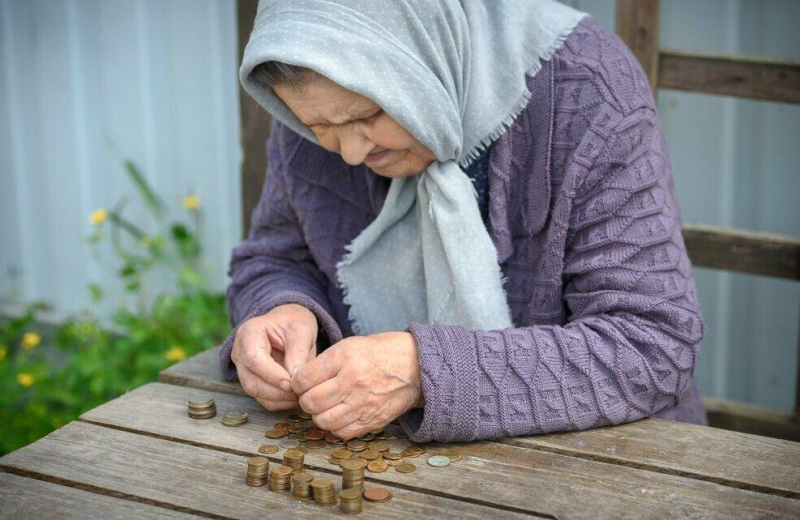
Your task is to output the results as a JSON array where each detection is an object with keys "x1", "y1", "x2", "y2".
[{"x1": 221, "y1": 0, "x2": 707, "y2": 443}]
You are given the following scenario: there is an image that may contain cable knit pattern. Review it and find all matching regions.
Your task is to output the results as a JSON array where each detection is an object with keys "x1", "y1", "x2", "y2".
[{"x1": 220, "y1": 18, "x2": 707, "y2": 442}]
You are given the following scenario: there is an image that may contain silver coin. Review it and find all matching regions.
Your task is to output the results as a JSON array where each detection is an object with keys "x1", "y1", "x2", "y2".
[
  {"x1": 279, "y1": 439, "x2": 301, "y2": 449},
  {"x1": 427, "y1": 455, "x2": 450, "y2": 467},
  {"x1": 223, "y1": 411, "x2": 248, "y2": 421}
]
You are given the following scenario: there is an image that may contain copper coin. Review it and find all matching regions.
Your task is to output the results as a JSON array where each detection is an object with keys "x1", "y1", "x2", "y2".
[
  {"x1": 363, "y1": 488, "x2": 393, "y2": 503},
  {"x1": 401, "y1": 449, "x2": 422, "y2": 458},
  {"x1": 359, "y1": 450, "x2": 381, "y2": 461},
  {"x1": 369, "y1": 441, "x2": 390, "y2": 452},
  {"x1": 265, "y1": 429, "x2": 287, "y2": 439},
  {"x1": 297, "y1": 411, "x2": 312, "y2": 420},
  {"x1": 346, "y1": 440, "x2": 367, "y2": 452},
  {"x1": 292, "y1": 472, "x2": 314, "y2": 484},
  {"x1": 325, "y1": 433, "x2": 342, "y2": 443},
  {"x1": 367, "y1": 460, "x2": 389, "y2": 473},
  {"x1": 274, "y1": 422, "x2": 292, "y2": 431},
  {"x1": 310, "y1": 478, "x2": 333, "y2": 489},
  {"x1": 272, "y1": 465, "x2": 293, "y2": 477},
  {"x1": 340, "y1": 458, "x2": 368, "y2": 471},
  {"x1": 383, "y1": 450, "x2": 403, "y2": 460},
  {"x1": 385, "y1": 458, "x2": 403, "y2": 467},
  {"x1": 304, "y1": 429, "x2": 326, "y2": 441},
  {"x1": 438, "y1": 448, "x2": 462, "y2": 462},
  {"x1": 331, "y1": 448, "x2": 353, "y2": 459},
  {"x1": 405, "y1": 445, "x2": 425, "y2": 454},
  {"x1": 306, "y1": 440, "x2": 326, "y2": 449},
  {"x1": 258, "y1": 444, "x2": 279, "y2": 455},
  {"x1": 328, "y1": 456, "x2": 342, "y2": 466},
  {"x1": 358, "y1": 433, "x2": 376, "y2": 442},
  {"x1": 395, "y1": 463, "x2": 416, "y2": 473},
  {"x1": 287, "y1": 414, "x2": 306, "y2": 422}
]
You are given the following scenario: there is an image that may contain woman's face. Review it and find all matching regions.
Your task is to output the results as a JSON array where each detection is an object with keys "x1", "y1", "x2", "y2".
[{"x1": 273, "y1": 78, "x2": 436, "y2": 178}]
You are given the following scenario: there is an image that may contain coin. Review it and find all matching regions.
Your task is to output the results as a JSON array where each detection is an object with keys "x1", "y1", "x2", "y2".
[
  {"x1": 257, "y1": 444, "x2": 279, "y2": 455},
  {"x1": 340, "y1": 458, "x2": 368, "y2": 471},
  {"x1": 367, "y1": 460, "x2": 388, "y2": 473},
  {"x1": 368, "y1": 441, "x2": 390, "y2": 452},
  {"x1": 328, "y1": 456, "x2": 342, "y2": 466},
  {"x1": 221, "y1": 411, "x2": 248, "y2": 426},
  {"x1": 358, "y1": 433, "x2": 376, "y2": 442},
  {"x1": 346, "y1": 440, "x2": 367, "y2": 452},
  {"x1": 275, "y1": 422, "x2": 292, "y2": 431},
  {"x1": 383, "y1": 450, "x2": 403, "y2": 460},
  {"x1": 325, "y1": 433, "x2": 342, "y2": 444},
  {"x1": 279, "y1": 439, "x2": 301, "y2": 449},
  {"x1": 395, "y1": 462, "x2": 416, "y2": 473},
  {"x1": 306, "y1": 440, "x2": 326, "y2": 449},
  {"x1": 265, "y1": 429, "x2": 287, "y2": 439},
  {"x1": 359, "y1": 450, "x2": 381, "y2": 461},
  {"x1": 332, "y1": 448, "x2": 353, "y2": 459},
  {"x1": 363, "y1": 488, "x2": 393, "y2": 503},
  {"x1": 438, "y1": 448, "x2": 462, "y2": 462},
  {"x1": 304, "y1": 429, "x2": 326, "y2": 441},
  {"x1": 427, "y1": 455, "x2": 450, "y2": 467},
  {"x1": 297, "y1": 411, "x2": 312, "y2": 420},
  {"x1": 385, "y1": 458, "x2": 403, "y2": 466}
]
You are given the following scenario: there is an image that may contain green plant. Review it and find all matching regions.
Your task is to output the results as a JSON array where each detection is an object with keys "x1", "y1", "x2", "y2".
[{"x1": 0, "y1": 161, "x2": 230, "y2": 455}]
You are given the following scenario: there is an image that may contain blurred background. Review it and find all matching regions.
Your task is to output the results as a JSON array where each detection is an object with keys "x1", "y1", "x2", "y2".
[{"x1": 0, "y1": 0, "x2": 798, "y2": 453}]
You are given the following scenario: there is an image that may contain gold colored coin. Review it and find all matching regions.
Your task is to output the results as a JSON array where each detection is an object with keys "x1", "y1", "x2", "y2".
[
  {"x1": 346, "y1": 440, "x2": 367, "y2": 452},
  {"x1": 340, "y1": 458, "x2": 368, "y2": 471},
  {"x1": 310, "y1": 478, "x2": 334, "y2": 490},
  {"x1": 369, "y1": 441, "x2": 390, "y2": 452},
  {"x1": 363, "y1": 488, "x2": 392, "y2": 503},
  {"x1": 274, "y1": 422, "x2": 292, "y2": 431},
  {"x1": 383, "y1": 450, "x2": 403, "y2": 460},
  {"x1": 438, "y1": 448, "x2": 462, "y2": 462},
  {"x1": 331, "y1": 448, "x2": 353, "y2": 459},
  {"x1": 272, "y1": 465, "x2": 293, "y2": 477},
  {"x1": 328, "y1": 456, "x2": 342, "y2": 466},
  {"x1": 367, "y1": 460, "x2": 389, "y2": 473},
  {"x1": 385, "y1": 458, "x2": 403, "y2": 467},
  {"x1": 265, "y1": 429, "x2": 287, "y2": 439},
  {"x1": 306, "y1": 440, "x2": 326, "y2": 449},
  {"x1": 395, "y1": 463, "x2": 416, "y2": 473},
  {"x1": 297, "y1": 411, "x2": 312, "y2": 420},
  {"x1": 401, "y1": 449, "x2": 421, "y2": 458},
  {"x1": 325, "y1": 433, "x2": 342, "y2": 443},
  {"x1": 257, "y1": 444, "x2": 279, "y2": 455}
]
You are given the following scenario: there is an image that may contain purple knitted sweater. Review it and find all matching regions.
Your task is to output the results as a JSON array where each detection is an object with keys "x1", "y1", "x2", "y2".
[{"x1": 221, "y1": 18, "x2": 708, "y2": 442}]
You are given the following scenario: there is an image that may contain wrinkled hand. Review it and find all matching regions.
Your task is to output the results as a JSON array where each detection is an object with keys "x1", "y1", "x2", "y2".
[
  {"x1": 231, "y1": 304, "x2": 317, "y2": 411},
  {"x1": 290, "y1": 332, "x2": 423, "y2": 439}
]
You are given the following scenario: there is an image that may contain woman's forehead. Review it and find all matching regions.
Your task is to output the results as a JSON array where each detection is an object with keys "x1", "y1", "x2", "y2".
[{"x1": 273, "y1": 79, "x2": 379, "y2": 127}]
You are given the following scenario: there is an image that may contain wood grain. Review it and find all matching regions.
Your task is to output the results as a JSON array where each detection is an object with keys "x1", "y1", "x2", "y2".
[
  {"x1": 0, "y1": 422, "x2": 532, "y2": 520},
  {"x1": 78, "y1": 382, "x2": 800, "y2": 518},
  {"x1": 0, "y1": 472, "x2": 200, "y2": 519},
  {"x1": 683, "y1": 223, "x2": 800, "y2": 280},
  {"x1": 616, "y1": 0, "x2": 660, "y2": 90},
  {"x1": 704, "y1": 396, "x2": 800, "y2": 443},
  {"x1": 161, "y1": 351, "x2": 800, "y2": 495},
  {"x1": 659, "y1": 50, "x2": 800, "y2": 105}
]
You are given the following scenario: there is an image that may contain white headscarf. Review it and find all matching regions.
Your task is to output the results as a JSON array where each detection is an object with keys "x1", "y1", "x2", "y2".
[{"x1": 241, "y1": 0, "x2": 586, "y2": 334}]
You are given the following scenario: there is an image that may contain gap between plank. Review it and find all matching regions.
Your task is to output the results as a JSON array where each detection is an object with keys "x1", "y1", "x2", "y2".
[
  {"x1": 78, "y1": 418, "x2": 554, "y2": 519},
  {"x1": 0, "y1": 466, "x2": 230, "y2": 520}
]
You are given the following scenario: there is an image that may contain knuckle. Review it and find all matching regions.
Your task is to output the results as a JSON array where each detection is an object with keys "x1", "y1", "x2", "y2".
[
  {"x1": 240, "y1": 378, "x2": 258, "y2": 397},
  {"x1": 299, "y1": 394, "x2": 315, "y2": 412}
]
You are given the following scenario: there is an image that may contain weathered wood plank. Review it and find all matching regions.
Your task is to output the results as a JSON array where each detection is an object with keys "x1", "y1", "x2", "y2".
[
  {"x1": 162, "y1": 350, "x2": 800, "y2": 495},
  {"x1": 704, "y1": 396, "x2": 800, "y2": 443},
  {"x1": 0, "y1": 422, "x2": 530, "y2": 520},
  {"x1": 659, "y1": 50, "x2": 800, "y2": 105},
  {"x1": 237, "y1": 0, "x2": 271, "y2": 237},
  {"x1": 683, "y1": 223, "x2": 800, "y2": 280},
  {"x1": 616, "y1": 0, "x2": 660, "y2": 90},
  {"x1": 0, "y1": 472, "x2": 200, "y2": 519},
  {"x1": 79, "y1": 382, "x2": 800, "y2": 518}
]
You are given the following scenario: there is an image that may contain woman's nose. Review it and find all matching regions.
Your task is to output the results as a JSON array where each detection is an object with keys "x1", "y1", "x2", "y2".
[{"x1": 338, "y1": 129, "x2": 374, "y2": 166}]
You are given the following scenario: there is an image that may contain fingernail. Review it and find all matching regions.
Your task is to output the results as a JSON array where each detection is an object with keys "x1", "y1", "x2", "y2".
[
  {"x1": 280, "y1": 380, "x2": 291, "y2": 392},
  {"x1": 291, "y1": 367, "x2": 299, "y2": 377}
]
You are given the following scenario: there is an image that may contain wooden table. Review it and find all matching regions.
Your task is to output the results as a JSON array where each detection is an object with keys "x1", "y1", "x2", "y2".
[{"x1": 2, "y1": 347, "x2": 799, "y2": 519}]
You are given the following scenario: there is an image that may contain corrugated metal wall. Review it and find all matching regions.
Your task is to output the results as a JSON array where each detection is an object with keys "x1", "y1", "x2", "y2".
[
  {"x1": 1, "y1": 0, "x2": 798, "y2": 411},
  {"x1": 0, "y1": 0, "x2": 242, "y2": 318}
]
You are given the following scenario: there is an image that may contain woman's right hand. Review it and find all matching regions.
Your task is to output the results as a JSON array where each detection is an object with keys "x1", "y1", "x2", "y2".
[{"x1": 231, "y1": 303, "x2": 318, "y2": 411}]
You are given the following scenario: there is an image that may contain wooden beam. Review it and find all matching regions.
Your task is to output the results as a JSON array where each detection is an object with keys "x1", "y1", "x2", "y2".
[
  {"x1": 682, "y1": 223, "x2": 800, "y2": 280},
  {"x1": 659, "y1": 50, "x2": 800, "y2": 105},
  {"x1": 237, "y1": 0, "x2": 271, "y2": 238},
  {"x1": 703, "y1": 396, "x2": 800, "y2": 443},
  {"x1": 616, "y1": 0, "x2": 660, "y2": 90}
]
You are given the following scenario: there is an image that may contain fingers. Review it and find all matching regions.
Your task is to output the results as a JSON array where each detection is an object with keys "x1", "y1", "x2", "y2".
[
  {"x1": 282, "y1": 324, "x2": 316, "y2": 378},
  {"x1": 291, "y1": 346, "x2": 345, "y2": 395},
  {"x1": 237, "y1": 364, "x2": 297, "y2": 402},
  {"x1": 332, "y1": 422, "x2": 371, "y2": 441},
  {"x1": 234, "y1": 325, "x2": 292, "y2": 391},
  {"x1": 255, "y1": 396, "x2": 297, "y2": 412},
  {"x1": 298, "y1": 377, "x2": 342, "y2": 415},
  {"x1": 312, "y1": 401, "x2": 359, "y2": 433}
]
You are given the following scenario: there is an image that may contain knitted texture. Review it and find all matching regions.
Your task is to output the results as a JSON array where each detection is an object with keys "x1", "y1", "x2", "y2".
[{"x1": 220, "y1": 18, "x2": 707, "y2": 442}]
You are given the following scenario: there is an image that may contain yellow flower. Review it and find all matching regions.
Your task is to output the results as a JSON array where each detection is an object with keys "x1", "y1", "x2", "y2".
[
  {"x1": 165, "y1": 346, "x2": 187, "y2": 362},
  {"x1": 17, "y1": 372, "x2": 35, "y2": 387},
  {"x1": 139, "y1": 235, "x2": 152, "y2": 248},
  {"x1": 0, "y1": 346, "x2": 7, "y2": 360},
  {"x1": 89, "y1": 208, "x2": 109, "y2": 226},
  {"x1": 22, "y1": 332, "x2": 41, "y2": 351},
  {"x1": 183, "y1": 195, "x2": 201, "y2": 211}
]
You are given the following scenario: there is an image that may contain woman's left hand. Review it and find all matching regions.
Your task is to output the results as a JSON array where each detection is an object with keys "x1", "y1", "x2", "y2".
[{"x1": 290, "y1": 332, "x2": 423, "y2": 439}]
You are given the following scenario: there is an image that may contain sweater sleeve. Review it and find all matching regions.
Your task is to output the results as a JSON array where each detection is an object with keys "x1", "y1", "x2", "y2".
[
  {"x1": 398, "y1": 108, "x2": 704, "y2": 442},
  {"x1": 219, "y1": 121, "x2": 343, "y2": 380}
]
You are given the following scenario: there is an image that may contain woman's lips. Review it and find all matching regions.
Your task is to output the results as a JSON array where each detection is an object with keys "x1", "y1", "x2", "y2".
[{"x1": 365, "y1": 149, "x2": 391, "y2": 167}]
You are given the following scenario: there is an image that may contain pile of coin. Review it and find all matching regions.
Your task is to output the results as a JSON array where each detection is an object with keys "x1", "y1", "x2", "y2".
[
  {"x1": 283, "y1": 448, "x2": 305, "y2": 473},
  {"x1": 246, "y1": 457, "x2": 269, "y2": 487},
  {"x1": 339, "y1": 488, "x2": 362, "y2": 514},
  {"x1": 221, "y1": 411, "x2": 248, "y2": 427},
  {"x1": 268, "y1": 465, "x2": 293, "y2": 491},
  {"x1": 340, "y1": 458, "x2": 367, "y2": 491},
  {"x1": 292, "y1": 472, "x2": 314, "y2": 501},
  {"x1": 311, "y1": 478, "x2": 336, "y2": 506},
  {"x1": 187, "y1": 397, "x2": 216, "y2": 419}
]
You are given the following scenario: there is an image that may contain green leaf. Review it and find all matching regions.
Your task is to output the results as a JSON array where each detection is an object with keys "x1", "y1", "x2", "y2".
[
  {"x1": 123, "y1": 160, "x2": 164, "y2": 218},
  {"x1": 87, "y1": 283, "x2": 104, "y2": 303}
]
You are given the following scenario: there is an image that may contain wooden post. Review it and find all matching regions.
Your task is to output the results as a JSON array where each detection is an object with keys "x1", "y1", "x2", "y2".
[
  {"x1": 616, "y1": 0, "x2": 661, "y2": 92},
  {"x1": 237, "y1": 0, "x2": 271, "y2": 238}
]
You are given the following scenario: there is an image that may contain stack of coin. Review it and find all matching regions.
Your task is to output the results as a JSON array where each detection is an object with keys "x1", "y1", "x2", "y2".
[
  {"x1": 329, "y1": 448, "x2": 352, "y2": 466},
  {"x1": 187, "y1": 397, "x2": 216, "y2": 419},
  {"x1": 311, "y1": 478, "x2": 337, "y2": 506},
  {"x1": 283, "y1": 448, "x2": 305, "y2": 474},
  {"x1": 268, "y1": 466, "x2": 293, "y2": 492},
  {"x1": 340, "y1": 458, "x2": 367, "y2": 491},
  {"x1": 383, "y1": 450, "x2": 404, "y2": 466},
  {"x1": 221, "y1": 411, "x2": 248, "y2": 427},
  {"x1": 246, "y1": 457, "x2": 269, "y2": 487},
  {"x1": 402, "y1": 445, "x2": 425, "y2": 458},
  {"x1": 292, "y1": 472, "x2": 314, "y2": 501},
  {"x1": 339, "y1": 488, "x2": 363, "y2": 514},
  {"x1": 363, "y1": 488, "x2": 393, "y2": 503},
  {"x1": 346, "y1": 440, "x2": 367, "y2": 453}
]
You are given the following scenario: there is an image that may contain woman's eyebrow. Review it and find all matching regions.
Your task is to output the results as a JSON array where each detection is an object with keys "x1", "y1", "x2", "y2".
[{"x1": 303, "y1": 107, "x2": 379, "y2": 126}]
